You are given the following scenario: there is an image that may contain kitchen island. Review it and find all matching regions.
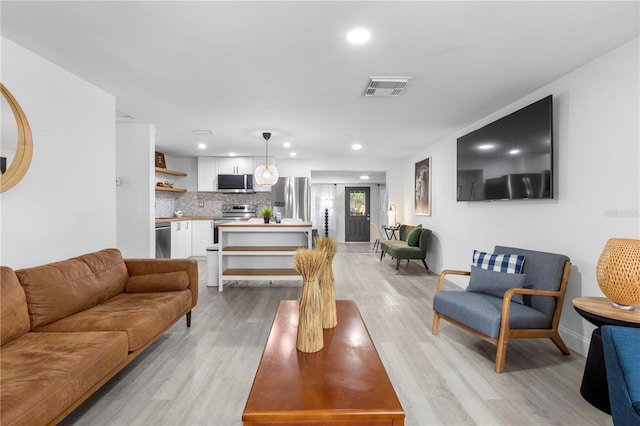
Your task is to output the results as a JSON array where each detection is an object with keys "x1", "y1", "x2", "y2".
[{"x1": 217, "y1": 221, "x2": 313, "y2": 292}]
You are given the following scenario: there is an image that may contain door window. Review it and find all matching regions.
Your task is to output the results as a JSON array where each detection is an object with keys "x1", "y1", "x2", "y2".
[{"x1": 349, "y1": 191, "x2": 367, "y2": 216}]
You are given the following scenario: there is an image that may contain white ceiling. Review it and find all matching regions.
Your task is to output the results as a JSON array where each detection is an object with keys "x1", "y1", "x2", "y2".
[{"x1": 2, "y1": 1, "x2": 638, "y2": 162}]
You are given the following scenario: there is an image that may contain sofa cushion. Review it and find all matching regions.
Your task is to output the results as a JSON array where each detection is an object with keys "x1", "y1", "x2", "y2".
[
  {"x1": 34, "y1": 291, "x2": 193, "y2": 351},
  {"x1": 381, "y1": 241, "x2": 422, "y2": 259},
  {"x1": 433, "y1": 291, "x2": 551, "y2": 338},
  {"x1": 16, "y1": 249, "x2": 129, "y2": 328},
  {"x1": 466, "y1": 265, "x2": 527, "y2": 304},
  {"x1": 0, "y1": 331, "x2": 128, "y2": 426},
  {"x1": 473, "y1": 250, "x2": 525, "y2": 274},
  {"x1": 125, "y1": 271, "x2": 190, "y2": 293},
  {"x1": 1, "y1": 267, "x2": 31, "y2": 346},
  {"x1": 406, "y1": 226, "x2": 422, "y2": 247}
]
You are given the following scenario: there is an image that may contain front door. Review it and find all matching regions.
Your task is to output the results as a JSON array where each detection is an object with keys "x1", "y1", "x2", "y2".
[{"x1": 345, "y1": 187, "x2": 370, "y2": 242}]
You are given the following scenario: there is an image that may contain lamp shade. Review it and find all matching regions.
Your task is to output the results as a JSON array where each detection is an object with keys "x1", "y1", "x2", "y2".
[
  {"x1": 596, "y1": 238, "x2": 640, "y2": 309},
  {"x1": 255, "y1": 163, "x2": 279, "y2": 186}
]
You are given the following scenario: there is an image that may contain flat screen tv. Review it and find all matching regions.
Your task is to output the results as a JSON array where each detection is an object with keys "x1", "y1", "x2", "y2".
[{"x1": 456, "y1": 95, "x2": 553, "y2": 201}]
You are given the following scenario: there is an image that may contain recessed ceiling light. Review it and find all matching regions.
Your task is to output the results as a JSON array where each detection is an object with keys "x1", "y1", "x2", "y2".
[
  {"x1": 346, "y1": 28, "x2": 370, "y2": 44},
  {"x1": 360, "y1": 175, "x2": 370, "y2": 180},
  {"x1": 509, "y1": 149, "x2": 521, "y2": 155},
  {"x1": 478, "y1": 144, "x2": 495, "y2": 151},
  {"x1": 229, "y1": 152, "x2": 236, "y2": 157},
  {"x1": 352, "y1": 144, "x2": 362, "y2": 150},
  {"x1": 290, "y1": 152, "x2": 297, "y2": 157},
  {"x1": 198, "y1": 143, "x2": 206, "y2": 150},
  {"x1": 283, "y1": 142, "x2": 291, "y2": 148}
]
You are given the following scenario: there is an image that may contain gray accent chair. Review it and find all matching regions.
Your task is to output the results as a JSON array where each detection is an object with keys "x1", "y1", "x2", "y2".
[{"x1": 432, "y1": 246, "x2": 572, "y2": 373}]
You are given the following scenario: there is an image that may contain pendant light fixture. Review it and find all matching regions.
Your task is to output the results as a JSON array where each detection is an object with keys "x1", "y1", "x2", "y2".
[{"x1": 254, "y1": 132, "x2": 279, "y2": 186}]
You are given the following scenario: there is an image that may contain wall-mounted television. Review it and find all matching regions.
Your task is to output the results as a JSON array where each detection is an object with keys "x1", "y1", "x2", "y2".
[{"x1": 456, "y1": 95, "x2": 553, "y2": 201}]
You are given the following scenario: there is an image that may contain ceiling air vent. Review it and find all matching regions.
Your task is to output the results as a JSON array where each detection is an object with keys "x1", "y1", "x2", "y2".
[{"x1": 364, "y1": 77, "x2": 411, "y2": 97}]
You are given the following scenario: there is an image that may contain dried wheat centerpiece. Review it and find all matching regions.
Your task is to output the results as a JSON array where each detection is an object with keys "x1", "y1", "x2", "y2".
[
  {"x1": 315, "y1": 236, "x2": 338, "y2": 328},
  {"x1": 294, "y1": 248, "x2": 325, "y2": 353}
]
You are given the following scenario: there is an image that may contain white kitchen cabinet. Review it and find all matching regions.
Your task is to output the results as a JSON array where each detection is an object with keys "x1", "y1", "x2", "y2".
[
  {"x1": 252, "y1": 156, "x2": 275, "y2": 192},
  {"x1": 197, "y1": 157, "x2": 218, "y2": 192},
  {"x1": 170, "y1": 220, "x2": 192, "y2": 258},
  {"x1": 191, "y1": 219, "x2": 214, "y2": 257},
  {"x1": 218, "y1": 156, "x2": 254, "y2": 175}
]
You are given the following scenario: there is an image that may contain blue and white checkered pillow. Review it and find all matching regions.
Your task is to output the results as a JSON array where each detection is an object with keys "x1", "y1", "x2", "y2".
[{"x1": 472, "y1": 250, "x2": 525, "y2": 274}]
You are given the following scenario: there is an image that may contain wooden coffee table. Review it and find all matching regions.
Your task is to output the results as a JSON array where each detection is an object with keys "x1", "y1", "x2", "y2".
[{"x1": 242, "y1": 300, "x2": 405, "y2": 425}]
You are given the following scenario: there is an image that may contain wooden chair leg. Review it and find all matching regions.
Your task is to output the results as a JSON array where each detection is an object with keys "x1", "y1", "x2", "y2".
[
  {"x1": 186, "y1": 311, "x2": 192, "y2": 327},
  {"x1": 432, "y1": 312, "x2": 441, "y2": 335},
  {"x1": 495, "y1": 333, "x2": 509, "y2": 373},
  {"x1": 550, "y1": 332, "x2": 571, "y2": 355},
  {"x1": 395, "y1": 259, "x2": 400, "y2": 274},
  {"x1": 380, "y1": 250, "x2": 384, "y2": 261}
]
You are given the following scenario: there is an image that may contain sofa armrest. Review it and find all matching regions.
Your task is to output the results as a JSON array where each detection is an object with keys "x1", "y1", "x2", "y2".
[
  {"x1": 124, "y1": 258, "x2": 198, "y2": 308},
  {"x1": 436, "y1": 269, "x2": 470, "y2": 292}
]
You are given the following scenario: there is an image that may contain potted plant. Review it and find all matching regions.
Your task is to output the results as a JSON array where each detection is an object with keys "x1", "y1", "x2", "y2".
[{"x1": 260, "y1": 206, "x2": 273, "y2": 224}]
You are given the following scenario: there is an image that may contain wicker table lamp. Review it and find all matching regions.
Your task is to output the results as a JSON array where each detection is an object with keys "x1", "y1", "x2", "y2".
[{"x1": 596, "y1": 238, "x2": 640, "y2": 311}]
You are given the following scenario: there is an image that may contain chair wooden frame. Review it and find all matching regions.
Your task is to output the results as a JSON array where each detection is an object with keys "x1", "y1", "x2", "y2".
[{"x1": 432, "y1": 261, "x2": 572, "y2": 373}]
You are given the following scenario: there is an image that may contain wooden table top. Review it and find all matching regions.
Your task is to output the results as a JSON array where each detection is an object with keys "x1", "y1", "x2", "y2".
[
  {"x1": 242, "y1": 300, "x2": 404, "y2": 425},
  {"x1": 572, "y1": 297, "x2": 640, "y2": 324}
]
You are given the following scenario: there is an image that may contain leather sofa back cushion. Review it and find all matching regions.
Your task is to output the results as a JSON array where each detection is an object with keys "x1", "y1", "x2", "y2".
[
  {"x1": 125, "y1": 271, "x2": 189, "y2": 293},
  {"x1": 1, "y1": 267, "x2": 31, "y2": 345},
  {"x1": 16, "y1": 249, "x2": 129, "y2": 328}
]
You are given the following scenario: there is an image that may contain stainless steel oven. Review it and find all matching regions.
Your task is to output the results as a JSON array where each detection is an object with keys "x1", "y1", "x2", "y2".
[{"x1": 213, "y1": 204, "x2": 256, "y2": 244}]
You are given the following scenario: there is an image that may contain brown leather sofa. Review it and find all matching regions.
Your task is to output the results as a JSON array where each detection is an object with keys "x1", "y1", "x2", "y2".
[{"x1": 0, "y1": 248, "x2": 198, "y2": 426}]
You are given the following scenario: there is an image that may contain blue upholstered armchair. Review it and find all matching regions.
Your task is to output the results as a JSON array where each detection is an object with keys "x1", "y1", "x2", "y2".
[
  {"x1": 432, "y1": 246, "x2": 572, "y2": 373},
  {"x1": 602, "y1": 326, "x2": 640, "y2": 426}
]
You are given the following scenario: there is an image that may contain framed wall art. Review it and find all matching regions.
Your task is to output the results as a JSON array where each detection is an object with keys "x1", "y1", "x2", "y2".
[{"x1": 414, "y1": 157, "x2": 431, "y2": 216}]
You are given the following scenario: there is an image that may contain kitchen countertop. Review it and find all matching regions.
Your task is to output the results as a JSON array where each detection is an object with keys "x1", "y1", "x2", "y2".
[
  {"x1": 218, "y1": 221, "x2": 312, "y2": 227},
  {"x1": 155, "y1": 216, "x2": 214, "y2": 224}
]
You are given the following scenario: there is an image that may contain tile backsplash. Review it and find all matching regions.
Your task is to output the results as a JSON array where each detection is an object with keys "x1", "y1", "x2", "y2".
[{"x1": 156, "y1": 191, "x2": 271, "y2": 218}]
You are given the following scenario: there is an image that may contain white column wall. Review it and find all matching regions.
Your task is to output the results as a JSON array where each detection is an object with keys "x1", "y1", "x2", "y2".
[{"x1": 116, "y1": 123, "x2": 155, "y2": 258}]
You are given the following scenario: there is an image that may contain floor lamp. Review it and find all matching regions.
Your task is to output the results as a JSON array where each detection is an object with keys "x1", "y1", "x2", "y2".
[
  {"x1": 321, "y1": 199, "x2": 332, "y2": 238},
  {"x1": 388, "y1": 204, "x2": 396, "y2": 226}
]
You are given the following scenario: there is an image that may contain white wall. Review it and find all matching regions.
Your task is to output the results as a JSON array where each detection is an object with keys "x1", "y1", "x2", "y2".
[
  {"x1": 1, "y1": 37, "x2": 116, "y2": 268},
  {"x1": 403, "y1": 38, "x2": 639, "y2": 355},
  {"x1": 116, "y1": 123, "x2": 155, "y2": 258}
]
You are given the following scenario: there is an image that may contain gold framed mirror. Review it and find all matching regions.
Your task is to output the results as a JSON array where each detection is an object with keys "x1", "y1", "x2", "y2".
[{"x1": 1, "y1": 83, "x2": 33, "y2": 192}]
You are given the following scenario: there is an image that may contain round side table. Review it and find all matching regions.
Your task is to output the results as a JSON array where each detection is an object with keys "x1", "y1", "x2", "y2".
[{"x1": 573, "y1": 297, "x2": 640, "y2": 414}]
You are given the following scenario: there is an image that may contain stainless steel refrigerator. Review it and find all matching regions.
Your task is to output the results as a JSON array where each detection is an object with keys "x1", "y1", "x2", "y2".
[{"x1": 271, "y1": 177, "x2": 310, "y2": 221}]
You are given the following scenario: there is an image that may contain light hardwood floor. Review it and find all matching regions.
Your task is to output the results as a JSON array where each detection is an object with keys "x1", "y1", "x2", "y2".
[{"x1": 61, "y1": 243, "x2": 611, "y2": 426}]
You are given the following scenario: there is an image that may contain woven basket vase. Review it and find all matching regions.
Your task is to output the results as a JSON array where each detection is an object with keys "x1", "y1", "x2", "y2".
[{"x1": 596, "y1": 238, "x2": 640, "y2": 307}]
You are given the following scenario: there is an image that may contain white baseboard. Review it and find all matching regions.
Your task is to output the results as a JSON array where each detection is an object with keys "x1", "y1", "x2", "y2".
[{"x1": 559, "y1": 325, "x2": 591, "y2": 357}]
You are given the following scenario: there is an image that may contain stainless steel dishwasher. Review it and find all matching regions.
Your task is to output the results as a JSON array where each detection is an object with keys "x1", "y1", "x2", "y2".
[{"x1": 155, "y1": 222, "x2": 171, "y2": 258}]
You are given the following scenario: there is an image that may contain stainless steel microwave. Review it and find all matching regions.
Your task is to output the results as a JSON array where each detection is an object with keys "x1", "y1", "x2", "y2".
[{"x1": 217, "y1": 174, "x2": 254, "y2": 193}]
